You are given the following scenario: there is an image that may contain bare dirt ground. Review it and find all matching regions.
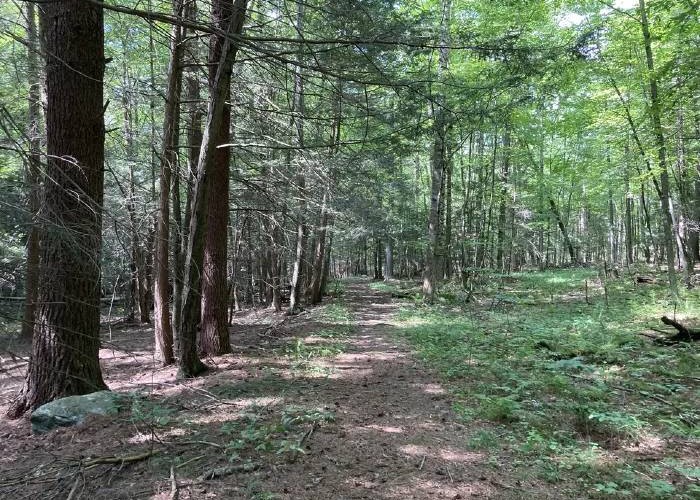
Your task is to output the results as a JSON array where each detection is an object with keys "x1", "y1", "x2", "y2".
[{"x1": 0, "y1": 281, "x2": 533, "y2": 499}]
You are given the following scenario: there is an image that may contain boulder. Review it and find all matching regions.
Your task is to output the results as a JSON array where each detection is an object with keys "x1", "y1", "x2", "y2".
[{"x1": 31, "y1": 391, "x2": 124, "y2": 434}]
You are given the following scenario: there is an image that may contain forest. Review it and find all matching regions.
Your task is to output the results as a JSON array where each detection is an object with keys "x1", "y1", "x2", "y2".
[{"x1": 0, "y1": 0, "x2": 698, "y2": 498}]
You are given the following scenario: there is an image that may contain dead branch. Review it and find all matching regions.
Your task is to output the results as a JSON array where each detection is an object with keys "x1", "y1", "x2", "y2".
[{"x1": 656, "y1": 316, "x2": 700, "y2": 343}]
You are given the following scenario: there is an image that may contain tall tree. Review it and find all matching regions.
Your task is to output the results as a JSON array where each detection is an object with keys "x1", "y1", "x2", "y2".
[
  {"x1": 423, "y1": 0, "x2": 451, "y2": 302},
  {"x1": 200, "y1": 0, "x2": 235, "y2": 355},
  {"x1": 178, "y1": 0, "x2": 247, "y2": 377},
  {"x1": 8, "y1": 0, "x2": 107, "y2": 417},
  {"x1": 20, "y1": 2, "x2": 41, "y2": 340},
  {"x1": 153, "y1": 0, "x2": 186, "y2": 365},
  {"x1": 288, "y1": 0, "x2": 308, "y2": 314},
  {"x1": 638, "y1": 0, "x2": 678, "y2": 295}
]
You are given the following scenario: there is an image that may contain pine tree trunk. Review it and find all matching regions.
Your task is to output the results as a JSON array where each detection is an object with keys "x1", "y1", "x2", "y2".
[
  {"x1": 200, "y1": 0, "x2": 235, "y2": 355},
  {"x1": 178, "y1": 0, "x2": 247, "y2": 377},
  {"x1": 423, "y1": 0, "x2": 451, "y2": 301},
  {"x1": 153, "y1": 0, "x2": 185, "y2": 366},
  {"x1": 21, "y1": 3, "x2": 42, "y2": 340},
  {"x1": 309, "y1": 191, "x2": 329, "y2": 304},
  {"x1": 8, "y1": 0, "x2": 107, "y2": 417},
  {"x1": 288, "y1": 0, "x2": 307, "y2": 314},
  {"x1": 175, "y1": 7, "x2": 203, "y2": 339}
]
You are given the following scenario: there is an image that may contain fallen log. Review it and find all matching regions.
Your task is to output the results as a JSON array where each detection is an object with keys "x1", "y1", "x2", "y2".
[{"x1": 656, "y1": 316, "x2": 700, "y2": 344}]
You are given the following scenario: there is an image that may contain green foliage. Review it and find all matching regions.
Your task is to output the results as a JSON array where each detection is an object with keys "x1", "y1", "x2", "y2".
[
  {"x1": 394, "y1": 269, "x2": 699, "y2": 498},
  {"x1": 220, "y1": 405, "x2": 334, "y2": 462}
]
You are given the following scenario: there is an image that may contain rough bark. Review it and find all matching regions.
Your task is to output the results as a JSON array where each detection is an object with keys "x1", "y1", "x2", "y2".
[
  {"x1": 8, "y1": 0, "x2": 107, "y2": 417},
  {"x1": 174, "y1": 4, "x2": 203, "y2": 340},
  {"x1": 178, "y1": 0, "x2": 247, "y2": 377},
  {"x1": 422, "y1": 0, "x2": 451, "y2": 302},
  {"x1": 153, "y1": 0, "x2": 185, "y2": 366},
  {"x1": 21, "y1": 2, "x2": 42, "y2": 340},
  {"x1": 200, "y1": 0, "x2": 235, "y2": 355},
  {"x1": 309, "y1": 191, "x2": 329, "y2": 305},
  {"x1": 288, "y1": 0, "x2": 307, "y2": 314}
]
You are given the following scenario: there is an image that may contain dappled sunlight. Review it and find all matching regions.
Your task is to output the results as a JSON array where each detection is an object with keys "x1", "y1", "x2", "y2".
[
  {"x1": 386, "y1": 478, "x2": 495, "y2": 499},
  {"x1": 622, "y1": 432, "x2": 667, "y2": 455},
  {"x1": 363, "y1": 424, "x2": 406, "y2": 434},
  {"x1": 416, "y1": 383, "x2": 446, "y2": 395},
  {"x1": 399, "y1": 443, "x2": 486, "y2": 464}
]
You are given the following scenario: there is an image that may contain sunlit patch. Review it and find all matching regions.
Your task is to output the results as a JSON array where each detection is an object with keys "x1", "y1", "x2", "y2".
[
  {"x1": 398, "y1": 444, "x2": 484, "y2": 464},
  {"x1": 387, "y1": 478, "x2": 494, "y2": 498},
  {"x1": 418, "y1": 383, "x2": 445, "y2": 395},
  {"x1": 623, "y1": 433, "x2": 666, "y2": 455},
  {"x1": 364, "y1": 424, "x2": 405, "y2": 434}
]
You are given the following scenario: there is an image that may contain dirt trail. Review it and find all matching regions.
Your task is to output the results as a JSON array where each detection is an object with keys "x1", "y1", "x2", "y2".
[
  {"x1": 248, "y1": 281, "x2": 499, "y2": 499},
  {"x1": 0, "y1": 281, "x2": 512, "y2": 499}
]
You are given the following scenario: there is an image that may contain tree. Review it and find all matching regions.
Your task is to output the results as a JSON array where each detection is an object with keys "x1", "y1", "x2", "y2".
[
  {"x1": 423, "y1": 0, "x2": 452, "y2": 302},
  {"x1": 200, "y1": 0, "x2": 235, "y2": 355},
  {"x1": 8, "y1": 0, "x2": 107, "y2": 417},
  {"x1": 178, "y1": 0, "x2": 248, "y2": 377},
  {"x1": 153, "y1": 0, "x2": 186, "y2": 366},
  {"x1": 20, "y1": 2, "x2": 41, "y2": 340}
]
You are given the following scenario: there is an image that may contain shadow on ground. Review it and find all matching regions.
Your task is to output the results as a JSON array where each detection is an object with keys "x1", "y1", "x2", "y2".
[{"x1": 0, "y1": 281, "x2": 528, "y2": 499}]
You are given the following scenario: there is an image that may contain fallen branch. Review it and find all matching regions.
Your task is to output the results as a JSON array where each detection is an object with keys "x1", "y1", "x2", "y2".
[
  {"x1": 82, "y1": 450, "x2": 159, "y2": 468},
  {"x1": 169, "y1": 465, "x2": 179, "y2": 500},
  {"x1": 658, "y1": 316, "x2": 700, "y2": 343}
]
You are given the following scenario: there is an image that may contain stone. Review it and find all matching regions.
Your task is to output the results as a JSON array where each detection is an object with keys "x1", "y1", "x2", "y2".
[{"x1": 30, "y1": 391, "x2": 124, "y2": 434}]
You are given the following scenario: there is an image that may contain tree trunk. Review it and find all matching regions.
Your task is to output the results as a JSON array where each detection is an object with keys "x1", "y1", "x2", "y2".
[
  {"x1": 384, "y1": 238, "x2": 393, "y2": 281},
  {"x1": 309, "y1": 191, "x2": 329, "y2": 305},
  {"x1": 174, "y1": 5, "x2": 203, "y2": 339},
  {"x1": 200, "y1": 0, "x2": 235, "y2": 355},
  {"x1": 288, "y1": 0, "x2": 307, "y2": 314},
  {"x1": 8, "y1": 0, "x2": 107, "y2": 417},
  {"x1": 639, "y1": 0, "x2": 678, "y2": 295},
  {"x1": 21, "y1": 2, "x2": 42, "y2": 340},
  {"x1": 153, "y1": 0, "x2": 185, "y2": 366},
  {"x1": 496, "y1": 127, "x2": 510, "y2": 272},
  {"x1": 549, "y1": 198, "x2": 576, "y2": 264},
  {"x1": 178, "y1": 0, "x2": 247, "y2": 377},
  {"x1": 423, "y1": 0, "x2": 451, "y2": 301}
]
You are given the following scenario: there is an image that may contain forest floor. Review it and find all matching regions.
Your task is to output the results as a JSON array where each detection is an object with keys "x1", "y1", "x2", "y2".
[{"x1": 0, "y1": 272, "x2": 698, "y2": 499}]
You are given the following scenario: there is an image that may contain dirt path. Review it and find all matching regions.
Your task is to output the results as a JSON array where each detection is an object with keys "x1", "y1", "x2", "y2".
[
  {"x1": 0, "y1": 281, "x2": 509, "y2": 499},
  {"x1": 240, "y1": 281, "x2": 500, "y2": 499}
]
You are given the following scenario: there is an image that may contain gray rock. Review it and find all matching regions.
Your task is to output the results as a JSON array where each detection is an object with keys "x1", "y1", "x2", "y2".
[{"x1": 31, "y1": 391, "x2": 124, "y2": 434}]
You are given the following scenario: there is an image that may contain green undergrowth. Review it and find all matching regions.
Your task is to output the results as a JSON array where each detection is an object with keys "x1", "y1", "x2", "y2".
[
  {"x1": 394, "y1": 268, "x2": 699, "y2": 499},
  {"x1": 285, "y1": 299, "x2": 355, "y2": 375}
]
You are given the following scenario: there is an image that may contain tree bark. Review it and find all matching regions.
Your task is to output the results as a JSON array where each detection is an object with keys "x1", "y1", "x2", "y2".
[
  {"x1": 309, "y1": 190, "x2": 329, "y2": 304},
  {"x1": 200, "y1": 0, "x2": 235, "y2": 355},
  {"x1": 639, "y1": 0, "x2": 678, "y2": 295},
  {"x1": 423, "y1": 0, "x2": 451, "y2": 301},
  {"x1": 153, "y1": 0, "x2": 185, "y2": 366},
  {"x1": 174, "y1": 3, "x2": 203, "y2": 340},
  {"x1": 178, "y1": 0, "x2": 247, "y2": 377},
  {"x1": 21, "y1": 2, "x2": 42, "y2": 341},
  {"x1": 288, "y1": 0, "x2": 307, "y2": 314},
  {"x1": 549, "y1": 198, "x2": 576, "y2": 264},
  {"x1": 9, "y1": 0, "x2": 107, "y2": 417}
]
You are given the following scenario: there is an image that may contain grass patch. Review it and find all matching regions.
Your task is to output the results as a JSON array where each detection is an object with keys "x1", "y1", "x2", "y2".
[{"x1": 394, "y1": 268, "x2": 699, "y2": 499}]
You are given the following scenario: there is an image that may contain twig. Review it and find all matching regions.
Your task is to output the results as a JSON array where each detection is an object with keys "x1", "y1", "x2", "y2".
[
  {"x1": 65, "y1": 474, "x2": 81, "y2": 500},
  {"x1": 82, "y1": 449, "x2": 159, "y2": 468},
  {"x1": 418, "y1": 456, "x2": 426, "y2": 470},
  {"x1": 289, "y1": 423, "x2": 317, "y2": 463},
  {"x1": 446, "y1": 466, "x2": 454, "y2": 483},
  {"x1": 175, "y1": 455, "x2": 206, "y2": 469},
  {"x1": 169, "y1": 465, "x2": 179, "y2": 500},
  {"x1": 172, "y1": 440, "x2": 224, "y2": 449}
]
